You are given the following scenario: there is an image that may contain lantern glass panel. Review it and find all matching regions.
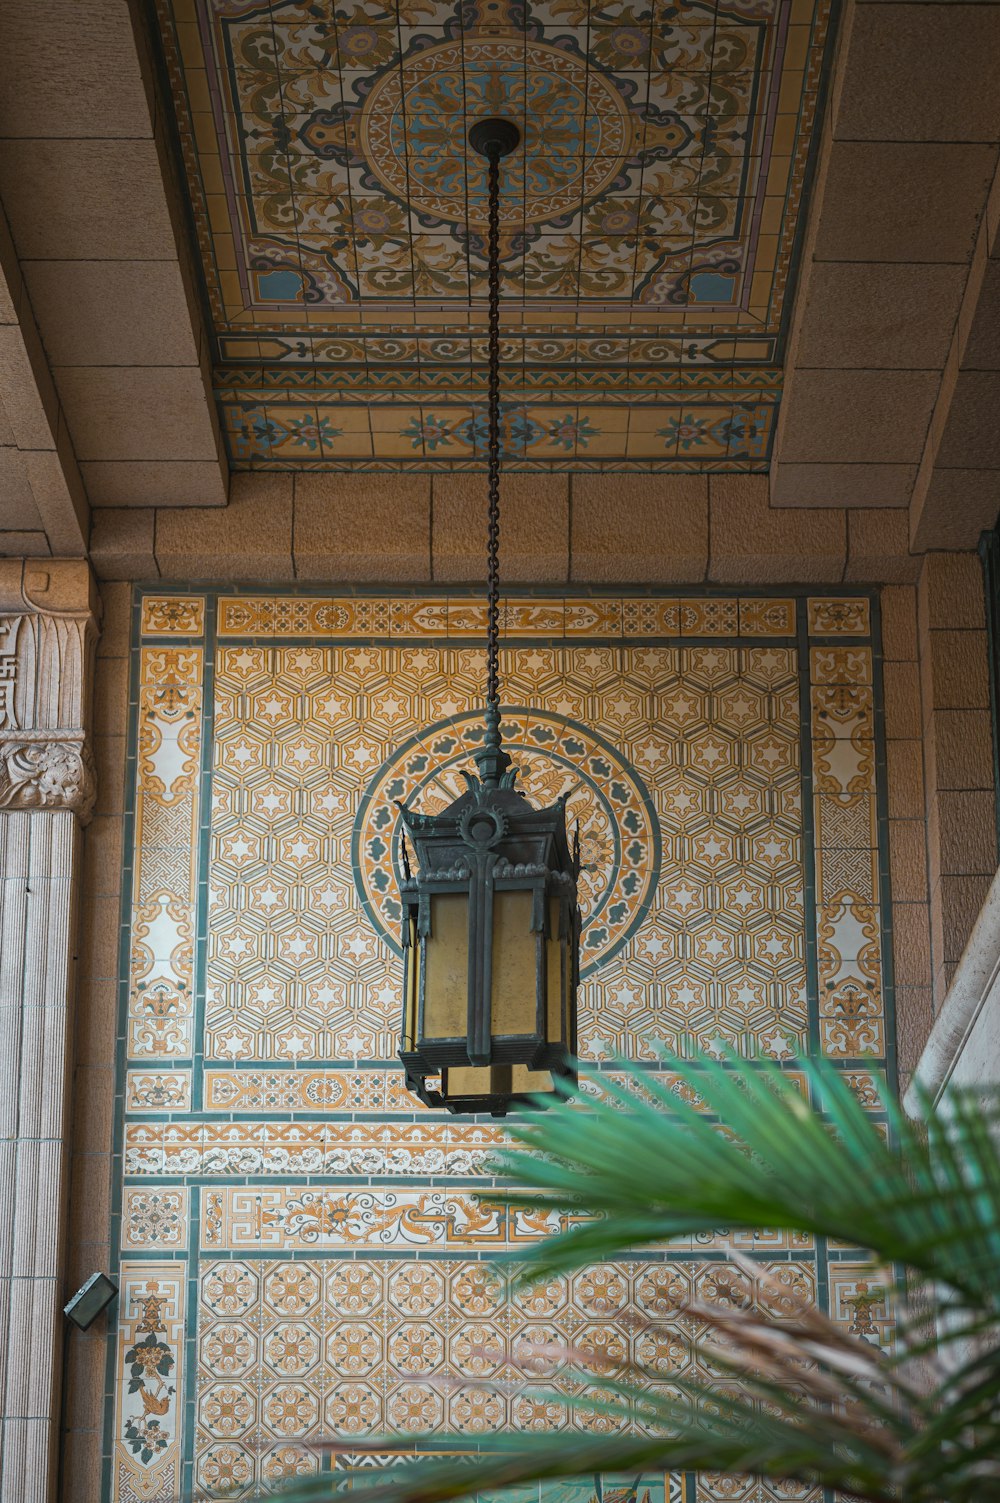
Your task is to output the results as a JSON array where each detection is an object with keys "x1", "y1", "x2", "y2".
[
  {"x1": 424, "y1": 892, "x2": 468, "y2": 1038},
  {"x1": 546, "y1": 896, "x2": 564, "y2": 1043},
  {"x1": 512, "y1": 1063, "x2": 554, "y2": 1093},
  {"x1": 490, "y1": 889, "x2": 537, "y2": 1036},
  {"x1": 444, "y1": 1063, "x2": 495, "y2": 1099},
  {"x1": 564, "y1": 917, "x2": 575, "y2": 1045},
  {"x1": 403, "y1": 914, "x2": 419, "y2": 1051},
  {"x1": 443, "y1": 1062, "x2": 553, "y2": 1104}
]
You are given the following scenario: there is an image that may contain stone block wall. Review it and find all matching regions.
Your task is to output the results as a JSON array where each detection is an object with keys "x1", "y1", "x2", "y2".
[
  {"x1": 918, "y1": 554, "x2": 997, "y2": 1000},
  {"x1": 61, "y1": 580, "x2": 131, "y2": 1494},
  {"x1": 89, "y1": 474, "x2": 918, "y2": 591}
]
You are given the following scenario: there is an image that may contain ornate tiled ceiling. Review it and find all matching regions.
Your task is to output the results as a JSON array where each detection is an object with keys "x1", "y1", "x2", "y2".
[{"x1": 158, "y1": 0, "x2": 834, "y2": 469}]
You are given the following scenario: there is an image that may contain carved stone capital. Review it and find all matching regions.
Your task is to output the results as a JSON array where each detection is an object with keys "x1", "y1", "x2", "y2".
[
  {"x1": 0, "y1": 560, "x2": 100, "y2": 822},
  {"x1": 0, "y1": 732, "x2": 95, "y2": 819}
]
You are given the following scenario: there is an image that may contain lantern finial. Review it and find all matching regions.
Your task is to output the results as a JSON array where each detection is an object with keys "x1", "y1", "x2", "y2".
[{"x1": 473, "y1": 702, "x2": 513, "y2": 789}]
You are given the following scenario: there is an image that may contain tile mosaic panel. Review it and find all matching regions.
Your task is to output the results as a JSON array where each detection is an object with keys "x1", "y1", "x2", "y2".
[
  {"x1": 205, "y1": 637, "x2": 803, "y2": 1061},
  {"x1": 335, "y1": 1462, "x2": 687, "y2": 1503},
  {"x1": 127, "y1": 646, "x2": 203, "y2": 1061},
  {"x1": 217, "y1": 394, "x2": 779, "y2": 470},
  {"x1": 201, "y1": 1186, "x2": 568, "y2": 1249},
  {"x1": 826, "y1": 1260, "x2": 894, "y2": 1355},
  {"x1": 806, "y1": 597, "x2": 870, "y2": 638},
  {"x1": 125, "y1": 1068, "x2": 193, "y2": 1112},
  {"x1": 125, "y1": 1116, "x2": 507, "y2": 1177},
  {"x1": 202, "y1": 1065, "x2": 421, "y2": 1112},
  {"x1": 693, "y1": 1481, "x2": 819, "y2": 1503},
  {"x1": 111, "y1": 1264, "x2": 186, "y2": 1501},
  {"x1": 809, "y1": 643, "x2": 885, "y2": 1059},
  {"x1": 121, "y1": 1188, "x2": 191, "y2": 1251},
  {"x1": 140, "y1": 596, "x2": 206, "y2": 638},
  {"x1": 154, "y1": 1, "x2": 835, "y2": 467},
  {"x1": 214, "y1": 594, "x2": 797, "y2": 640},
  {"x1": 198, "y1": 1062, "x2": 796, "y2": 1117},
  {"x1": 192, "y1": 1255, "x2": 820, "y2": 1497},
  {"x1": 108, "y1": 590, "x2": 893, "y2": 1502}
]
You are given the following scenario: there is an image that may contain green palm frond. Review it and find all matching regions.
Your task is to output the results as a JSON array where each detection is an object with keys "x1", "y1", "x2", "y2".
[
  {"x1": 271, "y1": 1055, "x2": 1000, "y2": 1503},
  {"x1": 495, "y1": 1056, "x2": 1000, "y2": 1307}
]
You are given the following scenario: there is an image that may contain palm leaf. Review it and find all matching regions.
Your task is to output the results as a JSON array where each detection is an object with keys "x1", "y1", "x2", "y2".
[{"x1": 493, "y1": 1056, "x2": 1000, "y2": 1307}]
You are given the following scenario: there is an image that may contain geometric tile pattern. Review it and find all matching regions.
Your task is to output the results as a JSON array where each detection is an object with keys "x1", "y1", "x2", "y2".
[
  {"x1": 153, "y1": 1, "x2": 835, "y2": 469},
  {"x1": 203, "y1": 637, "x2": 803, "y2": 1062},
  {"x1": 108, "y1": 590, "x2": 893, "y2": 1502},
  {"x1": 192, "y1": 1257, "x2": 818, "y2": 1495}
]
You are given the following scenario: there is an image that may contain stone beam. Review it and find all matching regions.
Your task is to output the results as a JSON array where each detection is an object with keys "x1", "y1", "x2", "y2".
[
  {"x1": 0, "y1": 209, "x2": 88, "y2": 557},
  {"x1": 0, "y1": 1, "x2": 227, "y2": 512},
  {"x1": 772, "y1": 1, "x2": 1000, "y2": 512},
  {"x1": 86, "y1": 473, "x2": 924, "y2": 586},
  {"x1": 909, "y1": 161, "x2": 1000, "y2": 550}
]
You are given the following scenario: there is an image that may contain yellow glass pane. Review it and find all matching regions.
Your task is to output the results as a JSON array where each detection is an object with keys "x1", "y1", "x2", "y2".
[
  {"x1": 546, "y1": 897, "x2": 564, "y2": 1043},
  {"x1": 423, "y1": 893, "x2": 469, "y2": 1040},
  {"x1": 444, "y1": 1064, "x2": 498, "y2": 1099},
  {"x1": 402, "y1": 916, "x2": 419, "y2": 1050},
  {"x1": 511, "y1": 1065, "x2": 554, "y2": 1093},
  {"x1": 443, "y1": 1064, "x2": 553, "y2": 1103},
  {"x1": 491, "y1": 890, "x2": 537, "y2": 1037}
]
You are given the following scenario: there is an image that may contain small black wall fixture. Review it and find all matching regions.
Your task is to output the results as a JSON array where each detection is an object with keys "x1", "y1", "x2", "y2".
[{"x1": 64, "y1": 1270, "x2": 119, "y2": 1331}]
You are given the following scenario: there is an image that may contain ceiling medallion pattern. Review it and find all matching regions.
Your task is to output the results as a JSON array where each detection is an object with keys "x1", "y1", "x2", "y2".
[
  {"x1": 157, "y1": 0, "x2": 834, "y2": 468},
  {"x1": 359, "y1": 37, "x2": 635, "y2": 232}
]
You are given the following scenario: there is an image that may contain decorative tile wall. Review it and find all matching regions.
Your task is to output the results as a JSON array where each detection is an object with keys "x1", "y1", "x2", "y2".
[
  {"x1": 153, "y1": 0, "x2": 835, "y2": 468},
  {"x1": 105, "y1": 590, "x2": 894, "y2": 1502}
]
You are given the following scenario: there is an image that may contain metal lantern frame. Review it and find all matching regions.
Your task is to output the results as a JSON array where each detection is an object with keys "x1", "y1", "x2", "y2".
[
  {"x1": 396, "y1": 752, "x2": 581, "y2": 1115},
  {"x1": 394, "y1": 119, "x2": 582, "y2": 1116}
]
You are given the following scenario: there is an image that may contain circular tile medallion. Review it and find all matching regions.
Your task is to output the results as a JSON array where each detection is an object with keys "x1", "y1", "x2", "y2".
[
  {"x1": 358, "y1": 36, "x2": 635, "y2": 228},
  {"x1": 353, "y1": 709, "x2": 659, "y2": 978}
]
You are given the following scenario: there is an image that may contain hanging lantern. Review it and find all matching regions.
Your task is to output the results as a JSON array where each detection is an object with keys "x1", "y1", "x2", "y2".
[
  {"x1": 396, "y1": 708, "x2": 581, "y2": 1115},
  {"x1": 395, "y1": 119, "x2": 581, "y2": 1116}
]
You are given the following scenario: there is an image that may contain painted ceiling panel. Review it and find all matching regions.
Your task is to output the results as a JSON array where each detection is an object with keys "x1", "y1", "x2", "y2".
[{"x1": 157, "y1": 0, "x2": 834, "y2": 469}]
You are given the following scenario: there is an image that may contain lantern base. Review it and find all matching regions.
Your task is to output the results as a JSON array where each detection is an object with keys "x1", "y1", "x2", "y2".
[{"x1": 401, "y1": 1051, "x2": 576, "y2": 1116}]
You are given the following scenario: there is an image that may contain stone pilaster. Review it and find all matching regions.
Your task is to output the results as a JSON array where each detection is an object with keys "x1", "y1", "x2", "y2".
[{"x1": 0, "y1": 561, "x2": 98, "y2": 1503}]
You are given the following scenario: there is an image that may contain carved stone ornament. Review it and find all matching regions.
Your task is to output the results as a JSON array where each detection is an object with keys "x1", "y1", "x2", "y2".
[
  {"x1": 0, "y1": 561, "x2": 99, "y2": 821},
  {"x1": 0, "y1": 734, "x2": 95, "y2": 818}
]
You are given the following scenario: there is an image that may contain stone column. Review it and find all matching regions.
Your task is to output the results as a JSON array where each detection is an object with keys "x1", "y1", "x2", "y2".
[{"x1": 0, "y1": 561, "x2": 97, "y2": 1502}]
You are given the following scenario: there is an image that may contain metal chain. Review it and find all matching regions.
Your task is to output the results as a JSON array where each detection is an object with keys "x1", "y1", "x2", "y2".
[{"x1": 485, "y1": 146, "x2": 501, "y2": 713}]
